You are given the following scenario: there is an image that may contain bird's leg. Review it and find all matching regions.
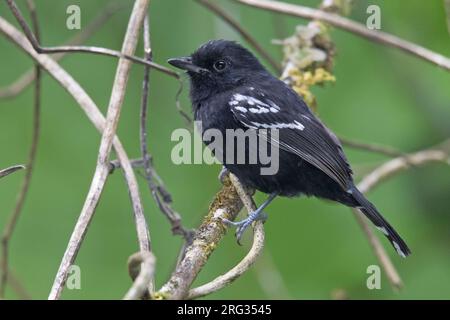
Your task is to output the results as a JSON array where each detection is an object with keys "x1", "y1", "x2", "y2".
[
  {"x1": 223, "y1": 192, "x2": 278, "y2": 244},
  {"x1": 218, "y1": 166, "x2": 229, "y2": 184}
]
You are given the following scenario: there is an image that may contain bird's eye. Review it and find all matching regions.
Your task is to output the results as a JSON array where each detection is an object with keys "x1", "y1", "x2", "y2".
[{"x1": 213, "y1": 60, "x2": 227, "y2": 72}]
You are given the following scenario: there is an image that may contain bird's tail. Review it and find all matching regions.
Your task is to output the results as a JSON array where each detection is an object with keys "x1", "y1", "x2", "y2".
[{"x1": 351, "y1": 187, "x2": 411, "y2": 258}]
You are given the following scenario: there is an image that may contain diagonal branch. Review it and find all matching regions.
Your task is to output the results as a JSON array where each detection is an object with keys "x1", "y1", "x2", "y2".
[
  {"x1": 340, "y1": 137, "x2": 406, "y2": 158},
  {"x1": 358, "y1": 141, "x2": 450, "y2": 194},
  {"x1": 5, "y1": 0, "x2": 177, "y2": 78},
  {"x1": 156, "y1": 175, "x2": 245, "y2": 299},
  {"x1": 235, "y1": 0, "x2": 450, "y2": 71},
  {"x1": 47, "y1": 0, "x2": 151, "y2": 300},
  {"x1": 0, "y1": 0, "x2": 126, "y2": 99},
  {"x1": 187, "y1": 174, "x2": 264, "y2": 299}
]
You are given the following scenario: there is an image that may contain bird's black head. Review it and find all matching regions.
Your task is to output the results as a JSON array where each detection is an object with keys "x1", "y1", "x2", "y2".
[{"x1": 168, "y1": 40, "x2": 267, "y2": 103}]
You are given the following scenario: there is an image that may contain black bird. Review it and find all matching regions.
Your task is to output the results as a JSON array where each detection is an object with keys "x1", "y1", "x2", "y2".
[{"x1": 168, "y1": 40, "x2": 410, "y2": 257}]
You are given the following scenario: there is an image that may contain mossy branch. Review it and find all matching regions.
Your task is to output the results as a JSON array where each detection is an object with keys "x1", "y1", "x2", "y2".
[{"x1": 156, "y1": 175, "x2": 245, "y2": 299}]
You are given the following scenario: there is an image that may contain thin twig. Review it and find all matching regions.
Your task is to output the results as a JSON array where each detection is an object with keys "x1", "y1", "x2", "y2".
[
  {"x1": 0, "y1": 0, "x2": 41, "y2": 298},
  {"x1": 136, "y1": 14, "x2": 156, "y2": 294},
  {"x1": 140, "y1": 14, "x2": 154, "y2": 195},
  {"x1": 175, "y1": 78, "x2": 192, "y2": 124},
  {"x1": 358, "y1": 142, "x2": 450, "y2": 194},
  {"x1": 46, "y1": 0, "x2": 151, "y2": 300},
  {"x1": 0, "y1": 0, "x2": 127, "y2": 99},
  {"x1": 195, "y1": 0, "x2": 281, "y2": 73},
  {"x1": 340, "y1": 137, "x2": 406, "y2": 158},
  {"x1": 138, "y1": 16, "x2": 194, "y2": 245},
  {"x1": 110, "y1": 157, "x2": 194, "y2": 242},
  {"x1": 0, "y1": 165, "x2": 25, "y2": 179},
  {"x1": 235, "y1": 0, "x2": 450, "y2": 71},
  {"x1": 5, "y1": 0, "x2": 178, "y2": 79},
  {"x1": 3, "y1": 267, "x2": 32, "y2": 299},
  {"x1": 109, "y1": 158, "x2": 177, "y2": 204},
  {"x1": 124, "y1": 252, "x2": 156, "y2": 300}
]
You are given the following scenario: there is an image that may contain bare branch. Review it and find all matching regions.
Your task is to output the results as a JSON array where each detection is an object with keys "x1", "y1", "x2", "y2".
[
  {"x1": 0, "y1": 0, "x2": 126, "y2": 99},
  {"x1": 136, "y1": 14, "x2": 156, "y2": 293},
  {"x1": 140, "y1": 14, "x2": 154, "y2": 196},
  {"x1": 46, "y1": 0, "x2": 151, "y2": 300},
  {"x1": 5, "y1": 0, "x2": 178, "y2": 79},
  {"x1": 124, "y1": 252, "x2": 156, "y2": 300},
  {"x1": 340, "y1": 137, "x2": 406, "y2": 158},
  {"x1": 138, "y1": 16, "x2": 194, "y2": 245},
  {"x1": 235, "y1": 0, "x2": 450, "y2": 71},
  {"x1": 195, "y1": 0, "x2": 281, "y2": 73},
  {"x1": 1, "y1": 0, "x2": 41, "y2": 298},
  {"x1": 358, "y1": 142, "x2": 450, "y2": 194},
  {"x1": 3, "y1": 267, "x2": 32, "y2": 299}
]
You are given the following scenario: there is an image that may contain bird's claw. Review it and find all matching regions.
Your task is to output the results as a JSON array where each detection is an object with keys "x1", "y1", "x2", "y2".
[{"x1": 221, "y1": 211, "x2": 268, "y2": 244}]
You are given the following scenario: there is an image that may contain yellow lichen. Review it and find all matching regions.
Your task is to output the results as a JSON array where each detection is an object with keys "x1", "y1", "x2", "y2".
[
  {"x1": 203, "y1": 241, "x2": 217, "y2": 256},
  {"x1": 152, "y1": 291, "x2": 169, "y2": 300},
  {"x1": 285, "y1": 67, "x2": 336, "y2": 110}
]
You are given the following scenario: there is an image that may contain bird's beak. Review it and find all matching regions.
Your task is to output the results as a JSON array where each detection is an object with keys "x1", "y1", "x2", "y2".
[{"x1": 167, "y1": 56, "x2": 209, "y2": 74}]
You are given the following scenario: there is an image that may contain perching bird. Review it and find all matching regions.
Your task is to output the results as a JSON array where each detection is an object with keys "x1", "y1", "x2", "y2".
[{"x1": 168, "y1": 40, "x2": 410, "y2": 257}]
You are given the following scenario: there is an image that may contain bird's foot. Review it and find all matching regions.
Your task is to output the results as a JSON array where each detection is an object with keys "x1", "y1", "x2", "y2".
[
  {"x1": 222, "y1": 210, "x2": 268, "y2": 244},
  {"x1": 218, "y1": 166, "x2": 229, "y2": 184}
]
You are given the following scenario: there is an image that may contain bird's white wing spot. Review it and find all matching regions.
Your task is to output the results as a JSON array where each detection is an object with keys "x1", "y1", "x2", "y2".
[
  {"x1": 233, "y1": 94, "x2": 248, "y2": 102},
  {"x1": 232, "y1": 94, "x2": 280, "y2": 113},
  {"x1": 393, "y1": 241, "x2": 407, "y2": 258},
  {"x1": 230, "y1": 94, "x2": 280, "y2": 114},
  {"x1": 376, "y1": 226, "x2": 389, "y2": 236},
  {"x1": 249, "y1": 107, "x2": 270, "y2": 114},
  {"x1": 250, "y1": 120, "x2": 305, "y2": 131},
  {"x1": 234, "y1": 106, "x2": 247, "y2": 113},
  {"x1": 268, "y1": 100, "x2": 280, "y2": 111}
]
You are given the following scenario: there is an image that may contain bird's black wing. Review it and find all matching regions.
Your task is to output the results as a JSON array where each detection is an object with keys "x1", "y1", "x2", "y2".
[{"x1": 228, "y1": 88, "x2": 353, "y2": 190}]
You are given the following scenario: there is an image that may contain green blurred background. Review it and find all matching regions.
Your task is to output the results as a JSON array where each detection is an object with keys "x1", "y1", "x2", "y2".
[{"x1": 0, "y1": 0, "x2": 449, "y2": 299}]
